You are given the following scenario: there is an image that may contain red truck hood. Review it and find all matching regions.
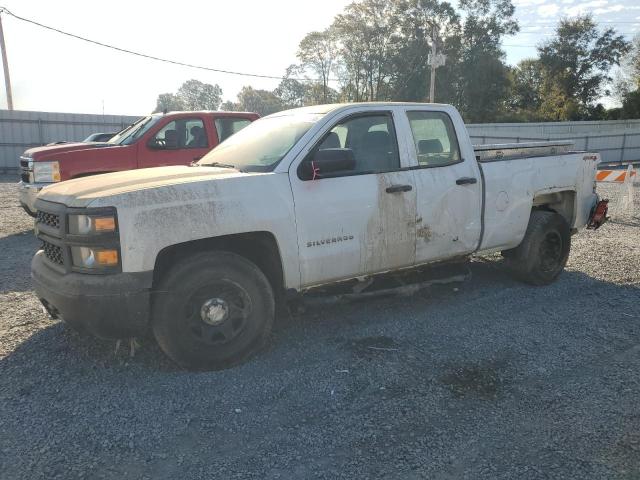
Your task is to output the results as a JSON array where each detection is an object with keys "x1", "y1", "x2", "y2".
[{"x1": 25, "y1": 142, "x2": 118, "y2": 160}]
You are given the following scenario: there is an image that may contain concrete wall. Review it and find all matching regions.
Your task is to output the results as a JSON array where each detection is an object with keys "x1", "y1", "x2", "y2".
[{"x1": 0, "y1": 109, "x2": 141, "y2": 172}]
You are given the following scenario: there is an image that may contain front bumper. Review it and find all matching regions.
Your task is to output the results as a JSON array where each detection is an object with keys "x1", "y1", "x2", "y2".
[
  {"x1": 31, "y1": 251, "x2": 153, "y2": 338},
  {"x1": 18, "y1": 182, "x2": 48, "y2": 215}
]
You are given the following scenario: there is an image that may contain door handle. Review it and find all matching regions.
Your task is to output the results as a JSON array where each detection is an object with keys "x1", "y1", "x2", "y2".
[
  {"x1": 385, "y1": 184, "x2": 413, "y2": 194},
  {"x1": 456, "y1": 177, "x2": 477, "y2": 185}
]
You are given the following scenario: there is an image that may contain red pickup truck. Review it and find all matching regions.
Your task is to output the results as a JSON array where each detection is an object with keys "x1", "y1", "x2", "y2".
[{"x1": 18, "y1": 110, "x2": 259, "y2": 215}]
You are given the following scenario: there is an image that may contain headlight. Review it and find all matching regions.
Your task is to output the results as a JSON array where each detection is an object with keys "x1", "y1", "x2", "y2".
[
  {"x1": 33, "y1": 161, "x2": 61, "y2": 183},
  {"x1": 68, "y1": 214, "x2": 117, "y2": 235},
  {"x1": 71, "y1": 247, "x2": 119, "y2": 268}
]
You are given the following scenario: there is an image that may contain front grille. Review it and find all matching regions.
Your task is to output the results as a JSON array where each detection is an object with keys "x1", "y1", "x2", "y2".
[
  {"x1": 42, "y1": 241, "x2": 63, "y2": 265},
  {"x1": 37, "y1": 210, "x2": 60, "y2": 229}
]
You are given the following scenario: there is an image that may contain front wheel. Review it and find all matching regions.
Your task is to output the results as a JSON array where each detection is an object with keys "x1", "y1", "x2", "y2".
[
  {"x1": 152, "y1": 251, "x2": 275, "y2": 370},
  {"x1": 503, "y1": 211, "x2": 571, "y2": 286}
]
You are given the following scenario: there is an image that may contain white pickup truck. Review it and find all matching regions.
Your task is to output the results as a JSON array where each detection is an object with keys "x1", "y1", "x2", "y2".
[{"x1": 31, "y1": 103, "x2": 606, "y2": 370}]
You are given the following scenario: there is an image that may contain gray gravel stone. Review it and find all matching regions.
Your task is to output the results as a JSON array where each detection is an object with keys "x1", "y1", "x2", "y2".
[{"x1": 0, "y1": 174, "x2": 639, "y2": 479}]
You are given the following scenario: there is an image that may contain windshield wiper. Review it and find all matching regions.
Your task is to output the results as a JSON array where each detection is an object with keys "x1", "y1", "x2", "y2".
[{"x1": 201, "y1": 162, "x2": 244, "y2": 172}]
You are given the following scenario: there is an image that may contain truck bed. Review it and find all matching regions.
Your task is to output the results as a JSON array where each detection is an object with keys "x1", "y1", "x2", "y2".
[{"x1": 474, "y1": 141, "x2": 575, "y2": 162}]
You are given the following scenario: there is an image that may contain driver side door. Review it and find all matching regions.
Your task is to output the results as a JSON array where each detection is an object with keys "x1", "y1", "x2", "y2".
[
  {"x1": 289, "y1": 110, "x2": 417, "y2": 288},
  {"x1": 138, "y1": 117, "x2": 211, "y2": 168}
]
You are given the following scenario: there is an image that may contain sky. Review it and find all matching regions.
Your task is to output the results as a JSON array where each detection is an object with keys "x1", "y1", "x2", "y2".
[{"x1": 0, "y1": 0, "x2": 638, "y2": 116}]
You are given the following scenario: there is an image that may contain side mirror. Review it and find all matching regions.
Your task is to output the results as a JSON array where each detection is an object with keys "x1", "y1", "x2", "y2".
[
  {"x1": 301, "y1": 148, "x2": 356, "y2": 180},
  {"x1": 147, "y1": 138, "x2": 164, "y2": 150}
]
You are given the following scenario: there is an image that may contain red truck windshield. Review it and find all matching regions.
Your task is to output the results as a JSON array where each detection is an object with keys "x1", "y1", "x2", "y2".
[{"x1": 108, "y1": 116, "x2": 161, "y2": 146}]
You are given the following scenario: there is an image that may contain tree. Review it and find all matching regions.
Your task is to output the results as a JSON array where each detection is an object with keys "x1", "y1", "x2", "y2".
[
  {"x1": 297, "y1": 30, "x2": 338, "y2": 102},
  {"x1": 538, "y1": 15, "x2": 630, "y2": 118},
  {"x1": 389, "y1": 0, "x2": 461, "y2": 103},
  {"x1": 274, "y1": 65, "x2": 310, "y2": 108},
  {"x1": 235, "y1": 86, "x2": 284, "y2": 116},
  {"x1": 614, "y1": 34, "x2": 640, "y2": 102},
  {"x1": 453, "y1": 0, "x2": 519, "y2": 122},
  {"x1": 507, "y1": 59, "x2": 545, "y2": 112},
  {"x1": 219, "y1": 100, "x2": 239, "y2": 111},
  {"x1": 153, "y1": 93, "x2": 184, "y2": 113},
  {"x1": 176, "y1": 79, "x2": 223, "y2": 110},
  {"x1": 621, "y1": 90, "x2": 640, "y2": 119},
  {"x1": 331, "y1": 0, "x2": 399, "y2": 101},
  {"x1": 153, "y1": 79, "x2": 223, "y2": 112}
]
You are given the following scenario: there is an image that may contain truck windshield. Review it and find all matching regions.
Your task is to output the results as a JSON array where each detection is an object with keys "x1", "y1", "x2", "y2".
[
  {"x1": 108, "y1": 116, "x2": 160, "y2": 146},
  {"x1": 197, "y1": 113, "x2": 323, "y2": 172}
]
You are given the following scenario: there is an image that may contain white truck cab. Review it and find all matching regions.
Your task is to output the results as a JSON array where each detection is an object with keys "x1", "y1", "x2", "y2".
[{"x1": 31, "y1": 103, "x2": 604, "y2": 370}]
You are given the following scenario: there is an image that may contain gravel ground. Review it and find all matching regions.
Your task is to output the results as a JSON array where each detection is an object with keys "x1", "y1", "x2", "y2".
[{"x1": 0, "y1": 174, "x2": 639, "y2": 479}]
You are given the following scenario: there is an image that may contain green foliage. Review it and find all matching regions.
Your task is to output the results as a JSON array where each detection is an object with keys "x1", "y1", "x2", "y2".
[
  {"x1": 153, "y1": 79, "x2": 222, "y2": 113},
  {"x1": 177, "y1": 80, "x2": 223, "y2": 111},
  {"x1": 235, "y1": 86, "x2": 284, "y2": 116},
  {"x1": 622, "y1": 90, "x2": 640, "y2": 119},
  {"x1": 154, "y1": 5, "x2": 631, "y2": 123},
  {"x1": 297, "y1": 31, "x2": 338, "y2": 102},
  {"x1": 331, "y1": 0, "x2": 399, "y2": 101},
  {"x1": 153, "y1": 93, "x2": 184, "y2": 113},
  {"x1": 507, "y1": 59, "x2": 544, "y2": 112},
  {"x1": 537, "y1": 15, "x2": 630, "y2": 119}
]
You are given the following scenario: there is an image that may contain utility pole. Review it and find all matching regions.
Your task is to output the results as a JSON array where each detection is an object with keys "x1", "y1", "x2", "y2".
[
  {"x1": 0, "y1": 11, "x2": 13, "y2": 110},
  {"x1": 427, "y1": 24, "x2": 446, "y2": 103},
  {"x1": 429, "y1": 25, "x2": 437, "y2": 103}
]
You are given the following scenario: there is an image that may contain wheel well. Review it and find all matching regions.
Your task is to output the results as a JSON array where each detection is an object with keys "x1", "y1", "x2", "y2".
[
  {"x1": 152, "y1": 232, "x2": 285, "y2": 299},
  {"x1": 532, "y1": 190, "x2": 575, "y2": 226}
]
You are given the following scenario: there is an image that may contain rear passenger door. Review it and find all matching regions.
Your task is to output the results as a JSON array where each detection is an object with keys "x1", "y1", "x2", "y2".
[
  {"x1": 214, "y1": 117, "x2": 253, "y2": 143},
  {"x1": 139, "y1": 117, "x2": 211, "y2": 168},
  {"x1": 289, "y1": 109, "x2": 417, "y2": 287},
  {"x1": 399, "y1": 108, "x2": 482, "y2": 263}
]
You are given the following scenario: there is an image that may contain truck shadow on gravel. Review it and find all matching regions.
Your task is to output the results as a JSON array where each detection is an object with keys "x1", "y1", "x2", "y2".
[
  {"x1": 4, "y1": 259, "x2": 637, "y2": 376},
  {"x1": 0, "y1": 258, "x2": 640, "y2": 376}
]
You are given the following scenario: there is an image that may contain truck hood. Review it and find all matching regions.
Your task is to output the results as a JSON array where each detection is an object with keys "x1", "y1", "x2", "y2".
[
  {"x1": 37, "y1": 165, "x2": 246, "y2": 207},
  {"x1": 25, "y1": 142, "x2": 117, "y2": 160}
]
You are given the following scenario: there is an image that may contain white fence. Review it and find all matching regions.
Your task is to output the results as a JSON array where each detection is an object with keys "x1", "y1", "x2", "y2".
[
  {"x1": 467, "y1": 120, "x2": 640, "y2": 165},
  {"x1": 0, "y1": 109, "x2": 141, "y2": 172}
]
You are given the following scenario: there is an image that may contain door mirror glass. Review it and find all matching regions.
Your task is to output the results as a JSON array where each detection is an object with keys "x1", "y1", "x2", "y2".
[{"x1": 300, "y1": 148, "x2": 356, "y2": 180}]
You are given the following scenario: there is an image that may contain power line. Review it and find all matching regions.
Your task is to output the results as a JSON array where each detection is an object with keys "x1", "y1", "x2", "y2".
[
  {"x1": 0, "y1": 6, "x2": 635, "y2": 76},
  {"x1": 0, "y1": 6, "x2": 321, "y2": 82}
]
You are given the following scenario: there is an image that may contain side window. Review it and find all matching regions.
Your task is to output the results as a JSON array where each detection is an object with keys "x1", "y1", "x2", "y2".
[
  {"x1": 150, "y1": 119, "x2": 207, "y2": 149},
  {"x1": 184, "y1": 119, "x2": 208, "y2": 149},
  {"x1": 215, "y1": 117, "x2": 252, "y2": 143},
  {"x1": 406, "y1": 111, "x2": 461, "y2": 167},
  {"x1": 313, "y1": 114, "x2": 400, "y2": 177}
]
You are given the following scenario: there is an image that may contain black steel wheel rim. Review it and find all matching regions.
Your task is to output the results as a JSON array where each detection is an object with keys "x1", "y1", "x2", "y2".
[
  {"x1": 184, "y1": 280, "x2": 253, "y2": 345},
  {"x1": 539, "y1": 231, "x2": 563, "y2": 273}
]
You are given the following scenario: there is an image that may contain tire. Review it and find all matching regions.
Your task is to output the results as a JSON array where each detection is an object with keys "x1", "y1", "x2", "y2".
[
  {"x1": 503, "y1": 211, "x2": 571, "y2": 286},
  {"x1": 152, "y1": 251, "x2": 275, "y2": 370}
]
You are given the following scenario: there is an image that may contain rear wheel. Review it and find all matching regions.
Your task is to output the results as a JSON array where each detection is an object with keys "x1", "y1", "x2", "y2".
[
  {"x1": 503, "y1": 211, "x2": 570, "y2": 285},
  {"x1": 152, "y1": 251, "x2": 274, "y2": 370}
]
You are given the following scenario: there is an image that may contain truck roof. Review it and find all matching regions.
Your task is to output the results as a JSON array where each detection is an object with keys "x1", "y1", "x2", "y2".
[
  {"x1": 266, "y1": 102, "x2": 454, "y2": 117},
  {"x1": 152, "y1": 111, "x2": 258, "y2": 117}
]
